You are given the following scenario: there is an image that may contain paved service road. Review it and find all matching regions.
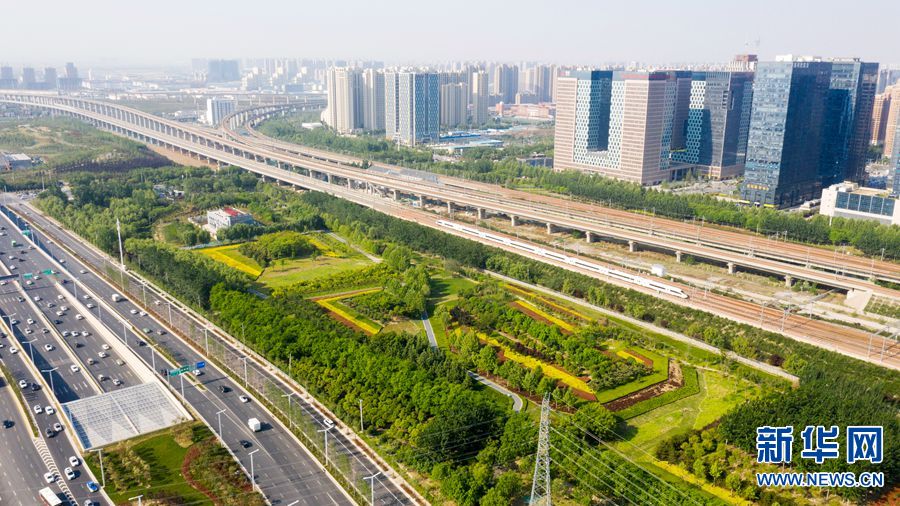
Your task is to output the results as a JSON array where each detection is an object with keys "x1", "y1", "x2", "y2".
[
  {"x1": 0, "y1": 372, "x2": 54, "y2": 505},
  {"x1": 3, "y1": 201, "x2": 357, "y2": 506}
]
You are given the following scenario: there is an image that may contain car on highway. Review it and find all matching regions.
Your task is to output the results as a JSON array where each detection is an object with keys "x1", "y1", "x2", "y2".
[
  {"x1": 86, "y1": 481, "x2": 99, "y2": 492},
  {"x1": 70, "y1": 331, "x2": 79, "y2": 337},
  {"x1": 14, "y1": 297, "x2": 22, "y2": 302},
  {"x1": 18, "y1": 379, "x2": 28, "y2": 389},
  {"x1": 33, "y1": 404, "x2": 43, "y2": 414},
  {"x1": 139, "y1": 311, "x2": 147, "y2": 316},
  {"x1": 33, "y1": 295, "x2": 40, "y2": 301},
  {"x1": 154, "y1": 300, "x2": 161, "y2": 305},
  {"x1": 239, "y1": 439, "x2": 252, "y2": 448},
  {"x1": 101, "y1": 344, "x2": 110, "y2": 350},
  {"x1": 2, "y1": 420, "x2": 13, "y2": 429},
  {"x1": 7, "y1": 264, "x2": 15, "y2": 270},
  {"x1": 142, "y1": 328, "x2": 152, "y2": 334},
  {"x1": 0, "y1": 343, "x2": 4, "y2": 349},
  {"x1": 113, "y1": 379, "x2": 122, "y2": 386},
  {"x1": 9, "y1": 346, "x2": 18, "y2": 354},
  {"x1": 0, "y1": 281, "x2": 5, "y2": 286},
  {"x1": 31, "y1": 383, "x2": 40, "y2": 391},
  {"x1": 97, "y1": 374, "x2": 106, "y2": 382},
  {"x1": 26, "y1": 318, "x2": 34, "y2": 324},
  {"x1": 25, "y1": 280, "x2": 33, "y2": 285},
  {"x1": 44, "y1": 471, "x2": 56, "y2": 483},
  {"x1": 46, "y1": 302, "x2": 54, "y2": 308},
  {"x1": 70, "y1": 364, "x2": 80, "y2": 373},
  {"x1": 86, "y1": 303, "x2": 95, "y2": 309},
  {"x1": 75, "y1": 314, "x2": 84, "y2": 320},
  {"x1": 60, "y1": 306, "x2": 68, "y2": 311},
  {"x1": 115, "y1": 359, "x2": 124, "y2": 366},
  {"x1": 130, "y1": 309, "x2": 138, "y2": 315},
  {"x1": 69, "y1": 456, "x2": 80, "y2": 467},
  {"x1": 98, "y1": 352, "x2": 108, "y2": 358},
  {"x1": 87, "y1": 358, "x2": 95, "y2": 365},
  {"x1": 53, "y1": 422, "x2": 62, "y2": 432},
  {"x1": 57, "y1": 294, "x2": 65, "y2": 300},
  {"x1": 219, "y1": 386, "x2": 230, "y2": 393},
  {"x1": 45, "y1": 426, "x2": 55, "y2": 438},
  {"x1": 41, "y1": 328, "x2": 49, "y2": 334},
  {"x1": 239, "y1": 395, "x2": 250, "y2": 403},
  {"x1": 82, "y1": 295, "x2": 90, "y2": 300},
  {"x1": 64, "y1": 467, "x2": 75, "y2": 480},
  {"x1": 45, "y1": 406, "x2": 55, "y2": 415},
  {"x1": 192, "y1": 369, "x2": 203, "y2": 376},
  {"x1": 79, "y1": 269, "x2": 87, "y2": 274},
  {"x1": 24, "y1": 328, "x2": 32, "y2": 334},
  {"x1": 43, "y1": 344, "x2": 54, "y2": 351},
  {"x1": 56, "y1": 311, "x2": 64, "y2": 316}
]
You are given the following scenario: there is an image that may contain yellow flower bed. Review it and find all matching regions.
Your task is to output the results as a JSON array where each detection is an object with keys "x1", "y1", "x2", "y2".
[
  {"x1": 478, "y1": 333, "x2": 594, "y2": 395},
  {"x1": 196, "y1": 244, "x2": 262, "y2": 277},
  {"x1": 515, "y1": 299, "x2": 576, "y2": 332},
  {"x1": 315, "y1": 288, "x2": 382, "y2": 335},
  {"x1": 504, "y1": 283, "x2": 590, "y2": 321},
  {"x1": 306, "y1": 235, "x2": 340, "y2": 258},
  {"x1": 655, "y1": 461, "x2": 751, "y2": 505}
]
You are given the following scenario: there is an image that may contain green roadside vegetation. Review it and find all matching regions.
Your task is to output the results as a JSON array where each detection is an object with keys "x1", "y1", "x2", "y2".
[
  {"x1": 83, "y1": 423, "x2": 264, "y2": 505},
  {"x1": 261, "y1": 115, "x2": 900, "y2": 260},
  {"x1": 26, "y1": 136, "x2": 898, "y2": 504}
]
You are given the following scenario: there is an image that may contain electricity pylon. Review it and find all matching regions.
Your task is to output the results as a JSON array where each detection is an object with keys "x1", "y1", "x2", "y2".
[{"x1": 530, "y1": 394, "x2": 552, "y2": 505}]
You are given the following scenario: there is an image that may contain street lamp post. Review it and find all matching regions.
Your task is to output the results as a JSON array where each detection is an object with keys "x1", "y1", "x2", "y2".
[
  {"x1": 92, "y1": 448, "x2": 106, "y2": 487},
  {"x1": 240, "y1": 356, "x2": 249, "y2": 386},
  {"x1": 41, "y1": 367, "x2": 58, "y2": 396},
  {"x1": 24, "y1": 338, "x2": 37, "y2": 364},
  {"x1": 216, "y1": 409, "x2": 226, "y2": 440},
  {"x1": 363, "y1": 471, "x2": 382, "y2": 506},
  {"x1": 317, "y1": 423, "x2": 335, "y2": 466},
  {"x1": 248, "y1": 449, "x2": 260, "y2": 488},
  {"x1": 282, "y1": 392, "x2": 295, "y2": 429},
  {"x1": 129, "y1": 495, "x2": 143, "y2": 506}
]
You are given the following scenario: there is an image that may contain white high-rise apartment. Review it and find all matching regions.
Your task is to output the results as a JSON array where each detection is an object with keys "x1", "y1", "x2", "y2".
[
  {"x1": 324, "y1": 67, "x2": 363, "y2": 134},
  {"x1": 440, "y1": 83, "x2": 468, "y2": 128},
  {"x1": 384, "y1": 70, "x2": 440, "y2": 146},
  {"x1": 471, "y1": 71, "x2": 489, "y2": 126},
  {"x1": 206, "y1": 97, "x2": 236, "y2": 126},
  {"x1": 362, "y1": 69, "x2": 385, "y2": 131}
]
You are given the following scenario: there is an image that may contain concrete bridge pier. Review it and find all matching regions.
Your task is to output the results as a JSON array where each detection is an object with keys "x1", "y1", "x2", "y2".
[
  {"x1": 727, "y1": 262, "x2": 736, "y2": 274},
  {"x1": 585, "y1": 231, "x2": 594, "y2": 243},
  {"x1": 675, "y1": 251, "x2": 683, "y2": 262},
  {"x1": 447, "y1": 202, "x2": 453, "y2": 213},
  {"x1": 628, "y1": 240, "x2": 637, "y2": 253},
  {"x1": 547, "y1": 223, "x2": 557, "y2": 234},
  {"x1": 511, "y1": 215, "x2": 520, "y2": 227},
  {"x1": 477, "y1": 208, "x2": 486, "y2": 220},
  {"x1": 392, "y1": 189, "x2": 399, "y2": 200},
  {"x1": 784, "y1": 275, "x2": 794, "y2": 288}
]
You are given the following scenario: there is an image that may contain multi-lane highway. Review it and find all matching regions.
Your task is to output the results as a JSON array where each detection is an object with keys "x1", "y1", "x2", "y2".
[
  {"x1": 11, "y1": 197, "x2": 420, "y2": 505},
  {"x1": 0, "y1": 201, "x2": 362, "y2": 505}
]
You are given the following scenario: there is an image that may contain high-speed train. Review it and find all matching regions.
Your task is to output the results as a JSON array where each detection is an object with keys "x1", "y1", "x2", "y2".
[{"x1": 436, "y1": 220, "x2": 689, "y2": 299}]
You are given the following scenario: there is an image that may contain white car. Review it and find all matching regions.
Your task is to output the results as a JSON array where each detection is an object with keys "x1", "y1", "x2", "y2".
[
  {"x1": 81, "y1": 331, "x2": 90, "y2": 337},
  {"x1": 101, "y1": 344, "x2": 110, "y2": 350},
  {"x1": 8, "y1": 264, "x2": 15, "y2": 270},
  {"x1": 71, "y1": 331, "x2": 80, "y2": 337},
  {"x1": 0, "y1": 343, "x2": 4, "y2": 349},
  {"x1": 9, "y1": 346, "x2": 18, "y2": 354},
  {"x1": 56, "y1": 311, "x2": 64, "y2": 316},
  {"x1": 192, "y1": 369, "x2": 203, "y2": 376},
  {"x1": 44, "y1": 471, "x2": 56, "y2": 483},
  {"x1": 43, "y1": 344, "x2": 53, "y2": 352},
  {"x1": 129, "y1": 309, "x2": 138, "y2": 315},
  {"x1": 239, "y1": 395, "x2": 250, "y2": 403},
  {"x1": 82, "y1": 295, "x2": 90, "y2": 300},
  {"x1": 64, "y1": 467, "x2": 75, "y2": 480},
  {"x1": 25, "y1": 280, "x2": 33, "y2": 285},
  {"x1": 112, "y1": 379, "x2": 122, "y2": 386},
  {"x1": 139, "y1": 311, "x2": 147, "y2": 316},
  {"x1": 62, "y1": 331, "x2": 70, "y2": 337},
  {"x1": 26, "y1": 318, "x2": 34, "y2": 325},
  {"x1": 24, "y1": 328, "x2": 33, "y2": 334},
  {"x1": 154, "y1": 300, "x2": 161, "y2": 305},
  {"x1": 45, "y1": 406, "x2": 54, "y2": 415},
  {"x1": 70, "y1": 364, "x2": 80, "y2": 373},
  {"x1": 75, "y1": 314, "x2": 84, "y2": 320},
  {"x1": 41, "y1": 328, "x2": 49, "y2": 334},
  {"x1": 18, "y1": 379, "x2": 28, "y2": 389},
  {"x1": 86, "y1": 303, "x2": 95, "y2": 309},
  {"x1": 98, "y1": 352, "x2": 107, "y2": 358},
  {"x1": 32, "y1": 296, "x2": 40, "y2": 302},
  {"x1": 0, "y1": 281, "x2": 5, "y2": 285},
  {"x1": 33, "y1": 404, "x2": 43, "y2": 414},
  {"x1": 69, "y1": 456, "x2": 80, "y2": 467},
  {"x1": 57, "y1": 294, "x2": 65, "y2": 300},
  {"x1": 61, "y1": 306, "x2": 69, "y2": 311},
  {"x1": 79, "y1": 269, "x2": 87, "y2": 274},
  {"x1": 46, "y1": 302, "x2": 55, "y2": 308}
]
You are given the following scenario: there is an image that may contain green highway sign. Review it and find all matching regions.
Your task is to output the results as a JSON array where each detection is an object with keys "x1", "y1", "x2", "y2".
[
  {"x1": 168, "y1": 365, "x2": 192, "y2": 377},
  {"x1": 22, "y1": 273, "x2": 33, "y2": 279}
]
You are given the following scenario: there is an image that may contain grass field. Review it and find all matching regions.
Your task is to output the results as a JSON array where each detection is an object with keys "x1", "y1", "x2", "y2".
[
  {"x1": 258, "y1": 256, "x2": 372, "y2": 289},
  {"x1": 196, "y1": 244, "x2": 263, "y2": 277},
  {"x1": 84, "y1": 425, "x2": 210, "y2": 505}
]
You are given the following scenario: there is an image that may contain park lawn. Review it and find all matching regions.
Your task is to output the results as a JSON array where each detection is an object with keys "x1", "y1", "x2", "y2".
[
  {"x1": 196, "y1": 244, "x2": 263, "y2": 277},
  {"x1": 429, "y1": 275, "x2": 477, "y2": 304},
  {"x1": 84, "y1": 426, "x2": 210, "y2": 505},
  {"x1": 258, "y1": 255, "x2": 372, "y2": 289},
  {"x1": 614, "y1": 370, "x2": 760, "y2": 458}
]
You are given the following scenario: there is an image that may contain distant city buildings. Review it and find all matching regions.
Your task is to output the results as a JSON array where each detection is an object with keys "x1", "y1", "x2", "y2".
[
  {"x1": 493, "y1": 64, "x2": 519, "y2": 104},
  {"x1": 871, "y1": 90, "x2": 892, "y2": 145},
  {"x1": 207, "y1": 59, "x2": 241, "y2": 83},
  {"x1": 440, "y1": 83, "x2": 469, "y2": 128},
  {"x1": 471, "y1": 71, "x2": 490, "y2": 126},
  {"x1": 883, "y1": 86, "x2": 900, "y2": 162},
  {"x1": 205, "y1": 97, "x2": 236, "y2": 126},
  {"x1": 324, "y1": 67, "x2": 363, "y2": 134},
  {"x1": 362, "y1": 69, "x2": 385, "y2": 132}
]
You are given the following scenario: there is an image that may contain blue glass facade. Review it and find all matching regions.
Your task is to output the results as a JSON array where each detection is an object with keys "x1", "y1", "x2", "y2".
[
  {"x1": 822, "y1": 61, "x2": 879, "y2": 185},
  {"x1": 741, "y1": 61, "x2": 832, "y2": 207}
]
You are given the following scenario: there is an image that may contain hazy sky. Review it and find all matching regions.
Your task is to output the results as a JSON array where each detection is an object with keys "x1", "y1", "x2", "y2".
[{"x1": 4, "y1": 0, "x2": 899, "y2": 67}]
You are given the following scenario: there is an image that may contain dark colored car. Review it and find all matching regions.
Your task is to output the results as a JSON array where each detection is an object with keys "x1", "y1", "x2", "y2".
[
  {"x1": 46, "y1": 427, "x2": 55, "y2": 438},
  {"x1": 31, "y1": 383, "x2": 40, "y2": 391},
  {"x1": 2, "y1": 420, "x2": 12, "y2": 428},
  {"x1": 219, "y1": 386, "x2": 230, "y2": 394},
  {"x1": 239, "y1": 439, "x2": 252, "y2": 448}
]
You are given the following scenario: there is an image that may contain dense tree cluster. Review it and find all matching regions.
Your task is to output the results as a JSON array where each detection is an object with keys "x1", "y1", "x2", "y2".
[
  {"x1": 348, "y1": 264, "x2": 430, "y2": 319},
  {"x1": 238, "y1": 230, "x2": 317, "y2": 267}
]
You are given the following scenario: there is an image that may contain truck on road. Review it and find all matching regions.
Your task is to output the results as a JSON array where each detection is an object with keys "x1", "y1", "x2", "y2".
[
  {"x1": 38, "y1": 486, "x2": 63, "y2": 506},
  {"x1": 248, "y1": 417, "x2": 261, "y2": 432}
]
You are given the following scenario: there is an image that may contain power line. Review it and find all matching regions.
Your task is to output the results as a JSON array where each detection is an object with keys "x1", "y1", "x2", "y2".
[{"x1": 529, "y1": 393, "x2": 552, "y2": 506}]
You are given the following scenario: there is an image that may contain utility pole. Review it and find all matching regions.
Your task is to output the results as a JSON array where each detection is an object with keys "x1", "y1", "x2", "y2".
[
  {"x1": 359, "y1": 398, "x2": 364, "y2": 432},
  {"x1": 318, "y1": 422, "x2": 335, "y2": 466},
  {"x1": 115, "y1": 217, "x2": 125, "y2": 269},
  {"x1": 216, "y1": 409, "x2": 226, "y2": 440},
  {"x1": 92, "y1": 448, "x2": 106, "y2": 487},
  {"x1": 249, "y1": 449, "x2": 260, "y2": 488},
  {"x1": 363, "y1": 471, "x2": 382, "y2": 506},
  {"x1": 530, "y1": 394, "x2": 552, "y2": 506}
]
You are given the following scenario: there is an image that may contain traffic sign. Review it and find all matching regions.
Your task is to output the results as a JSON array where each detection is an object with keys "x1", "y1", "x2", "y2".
[
  {"x1": 168, "y1": 365, "x2": 192, "y2": 377},
  {"x1": 22, "y1": 272, "x2": 32, "y2": 279},
  {"x1": 196, "y1": 361, "x2": 206, "y2": 369}
]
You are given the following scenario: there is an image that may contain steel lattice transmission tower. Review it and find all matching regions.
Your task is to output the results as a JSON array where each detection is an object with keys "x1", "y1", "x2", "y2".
[{"x1": 530, "y1": 394, "x2": 552, "y2": 505}]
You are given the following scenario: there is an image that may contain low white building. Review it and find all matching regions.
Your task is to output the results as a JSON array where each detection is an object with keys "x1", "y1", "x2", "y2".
[
  {"x1": 206, "y1": 97, "x2": 236, "y2": 126},
  {"x1": 819, "y1": 182, "x2": 899, "y2": 226},
  {"x1": 206, "y1": 207, "x2": 253, "y2": 234}
]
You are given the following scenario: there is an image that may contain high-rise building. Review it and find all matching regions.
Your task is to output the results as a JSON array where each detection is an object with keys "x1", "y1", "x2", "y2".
[
  {"x1": 58, "y1": 62, "x2": 82, "y2": 91},
  {"x1": 727, "y1": 54, "x2": 759, "y2": 72},
  {"x1": 871, "y1": 92, "x2": 892, "y2": 145},
  {"x1": 206, "y1": 97, "x2": 236, "y2": 126},
  {"x1": 21, "y1": 67, "x2": 36, "y2": 89},
  {"x1": 672, "y1": 71, "x2": 755, "y2": 179},
  {"x1": 493, "y1": 64, "x2": 519, "y2": 103},
  {"x1": 821, "y1": 59, "x2": 878, "y2": 184},
  {"x1": 324, "y1": 67, "x2": 363, "y2": 134},
  {"x1": 669, "y1": 71, "x2": 693, "y2": 151},
  {"x1": 554, "y1": 70, "x2": 677, "y2": 185},
  {"x1": 0, "y1": 67, "x2": 15, "y2": 89},
  {"x1": 740, "y1": 58, "x2": 833, "y2": 207},
  {"x1": 440, "y1": 83, "x2": 469, "y2": 128},
  {"x1": 362, "y1": 69, "x2": 385, "y2": 132},
  {"x1": 64, "y1": 62, "x2": 78, "y2": 79},
  {"x1": 207, "y1": 60, "x2": 241, "y2": 83},
  {"x1": 43, "y1": 67, "x2": 58, "y2": 89},
  {"x1": 883, "y1": 87, "x2": 900, "y2": 161},
  {"x1": 533, "y1": 65, "x2": 554, "y2": 103},
  {"x1": 384, "y1": 71, "x2": 440, "y2": 146},
  {"x1": 876, "y1": 68, "x2": 900, "y2": 94},
  {"x1": 471, "y1": 71, "x2": 490, "y2": 126}
]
